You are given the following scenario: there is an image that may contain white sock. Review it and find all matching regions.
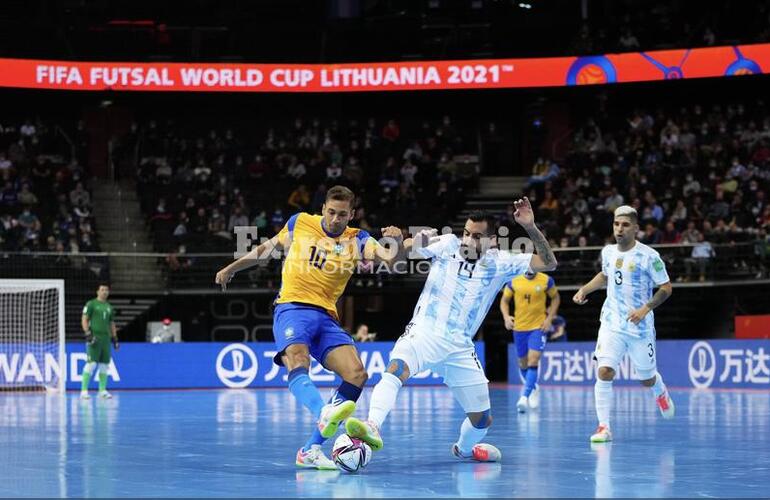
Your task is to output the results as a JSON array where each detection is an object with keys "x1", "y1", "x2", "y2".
[
  {"x1": 368, "y1": 372, "x2": 402, "y2": 428},
  {"x1": 594, "y1": 379, "x2": 613, "y2": 426},
  {"x1": 456, "y1": 418, "x2": 487, "y2": 456},
  {"x1": 650, "y1": 372, "x2": 666, "y2": 398}
]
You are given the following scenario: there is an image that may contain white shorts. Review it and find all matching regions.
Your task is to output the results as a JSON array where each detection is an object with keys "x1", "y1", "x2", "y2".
[
  {"x1": 594, "y1": 324, "x2": 657, "y2": 380},
  {"x1": 390, "y1": 324, "x2": 489, "y2": 389}
]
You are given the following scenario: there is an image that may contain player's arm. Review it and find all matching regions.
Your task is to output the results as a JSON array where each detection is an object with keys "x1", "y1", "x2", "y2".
[
  {"x1": 499, "y1": 286, "x2": 515, "y2": 331},
  {"x1": 573, "y1": 272, "x2": 607, "y2": 305},
  {"x1": 628, "y1": 254, "x2": 673, "y2": 324},
  {"x1": 364, "y1": 226, "x2": 405, "y2": 265},
  {"x1": 513, "y1": 197, "x2": 557, "y2": 272},
  {"x1": 215, "y1": 234, "x2": 284, "y2": 290},
  {"x1": 543, "y1": 284, "x2": 560, "y2": 330},
  {"x1": 628, "y1": 281, "x2": 672, "y2": 325},
  {"x1": 81, "y1": 311, "x2": 93, "y2": 343}
]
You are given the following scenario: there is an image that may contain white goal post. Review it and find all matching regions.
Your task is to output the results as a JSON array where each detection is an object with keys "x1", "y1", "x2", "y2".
[{"x1": 0, "y1": 279, "x2": 66, "y2": 393}]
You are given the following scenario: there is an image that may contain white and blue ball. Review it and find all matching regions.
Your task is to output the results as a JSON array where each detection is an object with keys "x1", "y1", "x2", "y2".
[{"x1": 331, "y1": 434, "x2": 371, "y2": 473}]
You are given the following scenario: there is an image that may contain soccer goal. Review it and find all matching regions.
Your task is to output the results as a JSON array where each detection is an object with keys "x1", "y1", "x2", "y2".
[{"x1": 0, "y1": 279, "x2": 66, "y2": 392}]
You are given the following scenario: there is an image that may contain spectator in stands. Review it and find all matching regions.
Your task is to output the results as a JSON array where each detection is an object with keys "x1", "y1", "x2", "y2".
[
  {"x1": 1, "y1": 181, "x2": 18, "y2": 208},
  {"x1": 354, "y1": 324, "x2": 375, "y2": 342},
  {"x1": 661, "y1": 221, "x2": 682, "y2": 244},
  {"x1": 708, "y1": 191, "x2": 731, "y2": 222},
  {"x1": 0, "y1": 152, "x2": 12, "y2": 173},
  {"x1": 287, "y1": 185, "x2": 310, "y2": 211},
  {"x1": 382, "y1": 119, "x2": 400, "y2": 143},
  {"x1": 326, "y1": 162, "x2": 342, "y2": 183},
  {"x1": 17, "y1": 183, "x2": 38, "y2": 207},
  {"x1": 69, "y1": 182, "x2": 90, "y2": 207},
  {"x1": 227, "y1": 206, "x2": 249, "y2": 233},
  {"x1": 641, "y1": 222, "x2": 662, "y2": 245},
  {"x1": 683, "y1": 233, "x2": 716, "y2": 282}
]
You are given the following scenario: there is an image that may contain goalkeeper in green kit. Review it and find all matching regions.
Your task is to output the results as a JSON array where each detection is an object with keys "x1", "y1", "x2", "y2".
[{"x1": 80, "y1": 283, "x2": 119, "y2": 399}]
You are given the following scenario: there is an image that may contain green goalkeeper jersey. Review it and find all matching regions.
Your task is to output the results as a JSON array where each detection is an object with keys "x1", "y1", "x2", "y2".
[{"x1": 83, "y1": 299, "x2": 114, "y2": 336}]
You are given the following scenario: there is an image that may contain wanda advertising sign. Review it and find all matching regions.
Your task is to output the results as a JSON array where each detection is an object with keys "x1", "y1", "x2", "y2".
[{"x1": 0, "y1": 43, "x2": 766, "y2": 93}]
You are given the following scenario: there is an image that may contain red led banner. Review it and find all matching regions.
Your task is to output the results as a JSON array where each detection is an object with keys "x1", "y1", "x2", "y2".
[{"x1": 0, "y1": 44, "x2": 766, "y2": 92}]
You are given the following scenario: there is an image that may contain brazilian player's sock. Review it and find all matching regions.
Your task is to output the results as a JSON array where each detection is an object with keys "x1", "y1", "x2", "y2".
[
  {"x1": 650, "y1": 372, "x2": 666, "y2": 398},
  {"x1": 523, "y1": 366, "x2": 538, "y2": 397},
  {"x1": 368, "y1": 372, "x2": 402, "y2": 428},
  {"x1": 456, "y1": 417, "x2": 488, "y2": 456},
  {"x1": 330, "y1": 380, "x2": 363, "y2": 405},
  {"x1": 288, "y1": 367, "x2": 325, "y2": 417},
  {"x1": 594, "y1": 379, "x2": 613, "y2": 426}
]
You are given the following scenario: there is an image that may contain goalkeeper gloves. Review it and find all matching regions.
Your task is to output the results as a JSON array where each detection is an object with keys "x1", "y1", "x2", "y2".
[
  {"x1": 112, "y1": 337, "x2": 120, "y2": 350},
  {"x1": 84, "y1": 330, "x2": 94, "y2": 344}
]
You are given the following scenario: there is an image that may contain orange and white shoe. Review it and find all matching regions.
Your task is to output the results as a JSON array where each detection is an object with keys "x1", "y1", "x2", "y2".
[
  {"x1": 590, "y1": 424, "x2": 612, "y2": 443},
  {"x1": 317, "y1": 400, "x2": 356, "y2": 439},
  {"x1": 295, "y1": 445, "x2": 337, "y2": 470},
  {"x1": 656, "y1": 390, "x2": 675, "y2": 419},
  {"x1": 452, "y1": 443, "x2": 502, "y2": 462}
]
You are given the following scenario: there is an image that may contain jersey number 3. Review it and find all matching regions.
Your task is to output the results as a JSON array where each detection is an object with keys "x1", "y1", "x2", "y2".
[{"x1": 614, "y1": 270, "x2": 623, "y2": 285}]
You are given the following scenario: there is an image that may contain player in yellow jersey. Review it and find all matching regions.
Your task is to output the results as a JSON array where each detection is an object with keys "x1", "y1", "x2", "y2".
[
  {"x1": 215, "y1": 185, "x2": 403, "y2": 470},
  {"x1": 500, "y1": 270, "x2": 560, "y2": 413}
]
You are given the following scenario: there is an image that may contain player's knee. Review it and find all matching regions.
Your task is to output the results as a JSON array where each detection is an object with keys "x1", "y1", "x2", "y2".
[
  {"x1": 597, "y1": 366, "x2": 615, "y2": 381},
  {"x1": 387, "y1": 359, "x2": 410, "y2": 382},
  {"x1": 284, "y1": 351, "x2": 311, "y2": 370},
  {"x1": 469, "y1": 409, "x2": 492, "y2": 429},
  {"x1": 83, "y1": 362, "x2": 96, "y2": 375},
  {"x1": 345, "y1": 363, "x2": 368, "y2": 386}
]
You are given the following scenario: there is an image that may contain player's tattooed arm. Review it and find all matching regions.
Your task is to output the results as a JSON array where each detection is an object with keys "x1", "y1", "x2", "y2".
[
  {"x1": 525, "y1": 224, "x2": 558, "y2": 272},
  {"x1": 512, "y1": 196, "x2": 557, "y2": 271},
  {"x1": 645, "y1": 282, "x2": 673, "y2": 311}
]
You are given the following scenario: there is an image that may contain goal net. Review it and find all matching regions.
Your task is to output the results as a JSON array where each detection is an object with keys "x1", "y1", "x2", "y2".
[{"x1": 0, "y1": 280, "x2": 65, "y2": 392}]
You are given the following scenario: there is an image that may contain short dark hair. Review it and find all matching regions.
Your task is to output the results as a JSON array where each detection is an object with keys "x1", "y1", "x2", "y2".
[
  {"x1": 97, "y1": 282, "x2": 110, "y2": 290},
  {"x1": 467, "y1": 211, "x2": 498, "y2": 235},
  {"x1": 325, "y1": 185, "x2": 356, "y2": 207}
]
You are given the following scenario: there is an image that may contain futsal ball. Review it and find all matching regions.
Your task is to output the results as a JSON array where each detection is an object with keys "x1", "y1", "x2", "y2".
[{"x1": 331, "y1": 434, "x2": 371, "y2": 473}]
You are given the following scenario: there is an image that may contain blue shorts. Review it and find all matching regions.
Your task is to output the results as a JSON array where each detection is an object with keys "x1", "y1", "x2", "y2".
[
  {"x1": 272, "y1": 303, "x2": 354, "y2": 367},
  {"x1": 514, "y1": 329, "x2": 547, "y2": 358}
]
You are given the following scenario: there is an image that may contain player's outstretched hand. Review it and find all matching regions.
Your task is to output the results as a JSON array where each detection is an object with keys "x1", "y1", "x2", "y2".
[
  {"x1": 572, "y1": 288, "x2": 588, "y2": 305},
  {"x1": 381, "y1": 226, "x2": 404, "y2": 241},
  {"x1": 215, "y1": 267, "x2": 234, "y2": 291},
  {"x1": 513, "y1": 197, "x2": 535, "y2": 228}
]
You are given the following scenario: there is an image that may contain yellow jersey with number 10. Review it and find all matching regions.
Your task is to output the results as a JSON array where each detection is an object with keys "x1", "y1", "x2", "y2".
[
  {"x1": 502, "y1": 272, "x2": 557, "y2": 331},
  {"x1": 274, "y1": 213, "x2": 379, "y2": 320}
]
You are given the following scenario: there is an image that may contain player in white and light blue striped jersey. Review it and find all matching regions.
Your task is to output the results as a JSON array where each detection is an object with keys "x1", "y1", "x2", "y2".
[
  {"x1": 346, "y1": 198, "x2": 558, "y2": 464},
  {"x1": 573, "y1": 205, "x2": 675, "y2": 444}
]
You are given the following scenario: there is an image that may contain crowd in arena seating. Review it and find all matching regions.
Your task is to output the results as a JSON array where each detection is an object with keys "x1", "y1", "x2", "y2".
[
  {"x1": 520, "y1": 95, "x2": 770, "y2": 281},
  {"x1": 133, "y1": 115, "x2": 479, "y2": 260},
  {"x1": 0, "y1": 117, "x2": 99, "y2": 258},
  {"x1": 568, "y1": 1, "x2": 770, "y2": 55}
]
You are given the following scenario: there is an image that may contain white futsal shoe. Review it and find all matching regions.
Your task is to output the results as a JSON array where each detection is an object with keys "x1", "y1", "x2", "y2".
[
  {"x1": 516, "y1": 395, "x2": 529, "y2": 413},
  {"x1": 452, "y1": 443, "x2": 502, "y2": 462},
  {"x1": 295, "y1": 445, "x2": 337, "y2": 470}
]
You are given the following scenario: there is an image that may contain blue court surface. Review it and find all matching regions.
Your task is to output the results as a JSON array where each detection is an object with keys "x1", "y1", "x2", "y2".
[{"x1": 2, "y1": 385, "x2": 769, "y2": 498}]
